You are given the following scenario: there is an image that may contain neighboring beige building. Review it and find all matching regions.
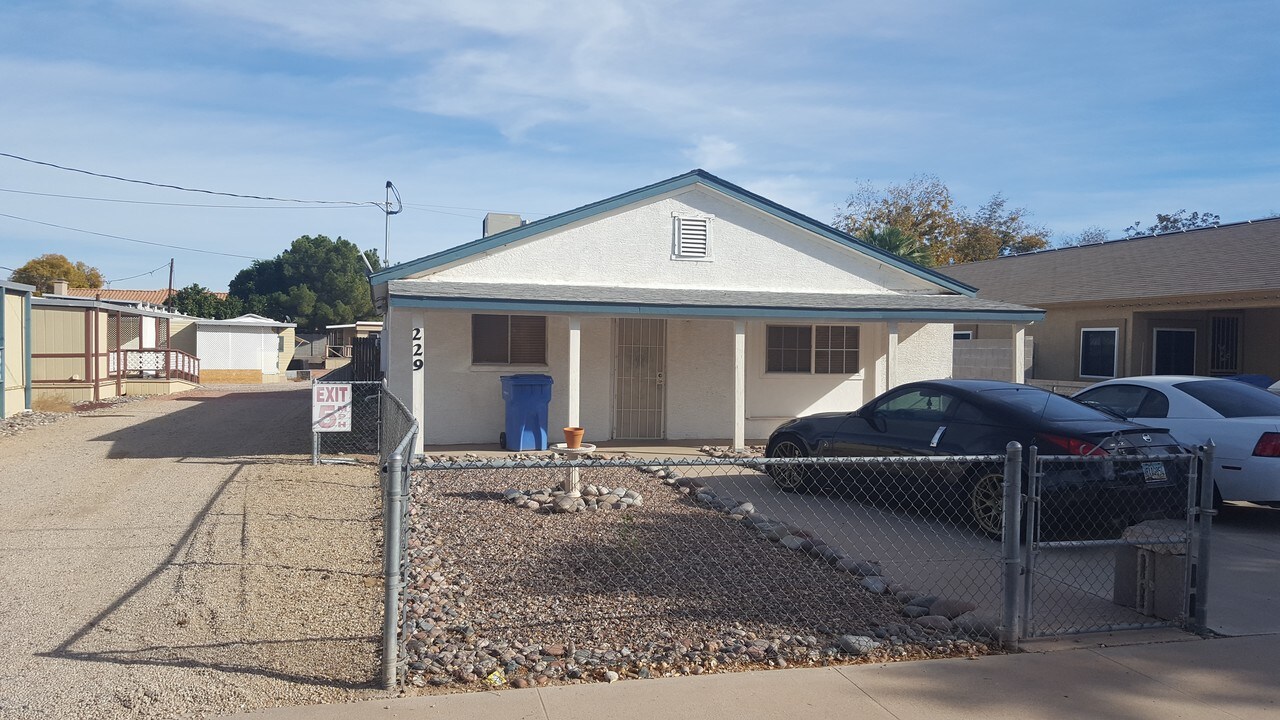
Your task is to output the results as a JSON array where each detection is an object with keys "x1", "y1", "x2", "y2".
[
  {"x1": 196, "y1": 315, "x2": 296, "y2": 384},
  {"x1": 324, "y1": 321, "x2": 383, "y2": 370},
  {"x1": 2, "y1": 280, "x2": 35, "y2": 417},
  {"x1": 30, "y1": 296, "x2": 201, "y2": 405},
  {"x1": 946, "y1": 217, "x2": 1280, "y2": 384}
]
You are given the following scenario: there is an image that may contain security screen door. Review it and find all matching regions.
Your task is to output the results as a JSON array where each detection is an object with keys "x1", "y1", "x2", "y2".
[{"x1": 613, "y1": 319, "x2": 666, "y2": 440}]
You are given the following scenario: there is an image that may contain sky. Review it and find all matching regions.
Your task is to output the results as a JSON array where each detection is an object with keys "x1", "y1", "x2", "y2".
[{"x1": 1, "y1": 0, "x2": 1278, "y2": 291}]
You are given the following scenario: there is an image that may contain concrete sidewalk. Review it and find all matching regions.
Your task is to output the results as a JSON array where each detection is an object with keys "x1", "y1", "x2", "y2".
[{"x1": 226, "y1": 631, "x2": 1278, "y2": 720}]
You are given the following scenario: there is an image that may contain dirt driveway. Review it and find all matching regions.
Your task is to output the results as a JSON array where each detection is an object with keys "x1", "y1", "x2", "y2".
[{"x1": 0, "y1": 384, "x2": 384, "y2": 719}]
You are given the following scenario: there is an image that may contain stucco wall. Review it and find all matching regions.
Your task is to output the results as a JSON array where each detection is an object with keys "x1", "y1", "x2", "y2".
[
  {"x1": 423, "y1": 187, "x2": 941, "y2": 295},
  {"x1": 397, "y1": 311, "x2": 964, "y2": 445}
]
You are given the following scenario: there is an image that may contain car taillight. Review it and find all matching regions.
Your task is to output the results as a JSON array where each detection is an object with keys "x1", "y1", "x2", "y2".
[
  {"x1": 1037, "y1": 434, "x2": 1109, "y2": 456},
  {"x1": 1253, "y1": 432, "x2": 1280, "y2": 457}
]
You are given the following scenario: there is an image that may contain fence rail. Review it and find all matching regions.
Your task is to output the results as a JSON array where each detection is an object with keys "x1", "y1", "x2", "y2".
[{"x1": 116, "y1": 348, "x2": 200, "y2": 383}]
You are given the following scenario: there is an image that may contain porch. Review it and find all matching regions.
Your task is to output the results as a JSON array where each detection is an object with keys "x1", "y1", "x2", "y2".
[{"x1": 387, "y1": 290, "x2": 1040, "y2": 455}]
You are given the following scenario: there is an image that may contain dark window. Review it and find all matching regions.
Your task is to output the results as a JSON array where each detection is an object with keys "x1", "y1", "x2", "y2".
[
  {"x1": 1080, "y1": 329, "x2": 1117, "y2": 378},
  {"x1": 875, "y1": 389, "x2": 954, "y2": 422},
  {"x1": 767, "y1": 325, "x2": 859, "y2": 374},
  {"x1": 766, "y1": 325, "x2": 812, "y2": 373},
  {"x1": 983, "y1": 387, "x2": 1113, "y2": 422},
  {"x1": 815, "y1": 325, "x2": 859, "y2": 374},
  {"x1": 471, "y1": 314, "x2": 546, "y2": 365},
  {"x1": 1175, "y1": 379, "x2": 1280, "y2": 418},
  {"x1": 953, "y1": 331, "x2": 973, "y2": 341},
  {"x1": 950, "y1": 401, "x2": 992, "y2": 424},
  {"x1": 1076, "y1": 384, "x2": 1151, "y2": 418}
]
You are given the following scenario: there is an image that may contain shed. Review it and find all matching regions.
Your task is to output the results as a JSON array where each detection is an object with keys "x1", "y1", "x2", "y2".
[
  {"x1": 1, "y1": 280, "x2": 35, "y2": 417},
  {"x1": 196, "y1": 314, "x2": 296, "y2": 384}
]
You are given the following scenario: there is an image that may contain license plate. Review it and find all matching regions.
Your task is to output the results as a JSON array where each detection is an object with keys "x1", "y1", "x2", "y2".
[{"x1": 1142, "y1": 462, "x2": 1168, "y2": 483}]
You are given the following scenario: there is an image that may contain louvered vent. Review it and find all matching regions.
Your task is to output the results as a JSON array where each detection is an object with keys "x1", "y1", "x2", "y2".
[{"x1": 674, "y1": 216, "x2": 711, "y2": 259}]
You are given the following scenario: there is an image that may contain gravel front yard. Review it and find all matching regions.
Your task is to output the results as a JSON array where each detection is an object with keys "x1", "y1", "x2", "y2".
[
  {"x1": 0, "y1": 385, "x2": 384, "y2": 719},
  {"x1": 401, "y1": 460, "x2": 999, "y2": 691}
]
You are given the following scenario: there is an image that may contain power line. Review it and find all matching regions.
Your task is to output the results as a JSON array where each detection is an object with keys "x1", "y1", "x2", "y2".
[
  {"x1": 0, "y1": 187, "x2": 368, "y2": 209},
  {"x1": 0, "y1": 212, "x2": 265, "y2": 260},
  {"x1": 106, "y1": 260, "x2": 173, "y2": 284},
  {"x1": 0, "y1": 151, "x2": 383, "y2": 208}
]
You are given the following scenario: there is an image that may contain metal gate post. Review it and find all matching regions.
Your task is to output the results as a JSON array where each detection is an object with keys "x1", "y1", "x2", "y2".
[
  {"x1": 382, "y1": 451, "x2": 405, "y2": 690},
  {"x1": 1020, "y1": 445, "x2": 1039, "y2": 638},
  {"x1": 1189, "y1": 443, "x2": 1217, "y2": 632},
  {"x1": 1000, "y1": 441, "x2": 1023, "y2": 650}
]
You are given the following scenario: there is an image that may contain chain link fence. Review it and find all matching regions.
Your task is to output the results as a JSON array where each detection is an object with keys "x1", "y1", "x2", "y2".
[
  {"x1": 311, "y1": 379, "x2": 382, "y2": 463},
  {"x1": 1021, "y1": 449, "x2": 1208, "y2": 637},
  {"x1": 375, "y1": 444, "x2": 1213, "y2": 690}
]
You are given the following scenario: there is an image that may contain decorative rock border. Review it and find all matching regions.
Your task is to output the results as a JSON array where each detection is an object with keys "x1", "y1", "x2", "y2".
[
  {"x1": 503, "y1": 485, "x2": 645, "y2": 514},
  {"x1": 642, "y1": 463, "x2": 999, "y2": 641}
]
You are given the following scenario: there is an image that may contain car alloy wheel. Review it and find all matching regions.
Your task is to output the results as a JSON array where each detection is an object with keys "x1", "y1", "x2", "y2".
[
  {"x1": 768, "y1": 439, "x2": 809, "y2": 492},
  {"x1": 969, "y1": 472, "x2": 1005, "y2": 537}
]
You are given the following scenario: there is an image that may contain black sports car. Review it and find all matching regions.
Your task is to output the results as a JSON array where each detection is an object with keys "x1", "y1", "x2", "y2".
[{"x1": 765, "y1": 380, "x2": 1189, "y2": 536}]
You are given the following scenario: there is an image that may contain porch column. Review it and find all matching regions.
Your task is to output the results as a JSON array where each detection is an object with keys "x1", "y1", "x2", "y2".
[
  {"x1": 885, "y1": 321, "x2": 900, "y2": 390},
  {"x1": 1012, "y1": 323, "x2": 1026, "y2": 384},
  {"x1": 567, "y1": 316, "x2": 581, "y2": 428},
  {"x1": 733, "y1": 320, "x2": 746, "y2": 451}
]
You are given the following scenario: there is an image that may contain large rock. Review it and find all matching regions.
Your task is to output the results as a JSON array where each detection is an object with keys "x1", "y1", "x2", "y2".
[
  {"x1": 837, "y1": 635, "x2": 880, "y2": 655},
  {"x1": 929, "y1": 598, "x2": 979, "y2": 620},
  {"x1": 834, "y1": 558, "x2": 881, "y2": 576},
  {"x1": 553, "y1": 496, "x2": 580, "y2": 513},
  {"x1": 914, "y1": 615, "x2": 953, "y2": 632},
  {"x1": 860, "y1": 577, "x2": 889, "y2": 594}
]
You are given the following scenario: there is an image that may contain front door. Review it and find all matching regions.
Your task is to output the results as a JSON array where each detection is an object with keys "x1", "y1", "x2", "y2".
[
  {"x1": 1153, "y1": 328, "x2": 1196, "y2": 375},
  {"x1": 613, "y1": 318, "x2": 666, "y2": 440}
]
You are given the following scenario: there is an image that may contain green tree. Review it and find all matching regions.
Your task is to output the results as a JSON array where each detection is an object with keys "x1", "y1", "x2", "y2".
[
  {"x1": 169, "y1": 283, "x2": 243, "y2": 319},
  {"x1": 834, "y1": 174, "x2": 958, "y2": 267},
  {"x1": 834, "y1": 176, "x2": 1050, "y2": 265},
  {"x1": 10, "y1": 253, "x2": 104, "y2": 293},
  {"x1": 859, "y1": 226, "x2": 931, "y2": 266},
  {"x1": 228, "y1": 235, "x2": 380, "y2": 331},
  {"x1": 1123, "y1": 210, "x2": 1220, "y2": 237},
  {"x1": 946, "y1": 193, "x2": 1051, "y2": 264}
]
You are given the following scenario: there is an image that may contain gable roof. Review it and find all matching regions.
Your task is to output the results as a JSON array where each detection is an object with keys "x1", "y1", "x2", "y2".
[
  {"x1": 371, "y1": 169, "x2": 977, "y2": 296},
  {"x1": 945, "y1": 217, "x2": 1280, "y2": 306},
  {"x1": 57, "y1": 288, "x2": 228, "y2": 304}
]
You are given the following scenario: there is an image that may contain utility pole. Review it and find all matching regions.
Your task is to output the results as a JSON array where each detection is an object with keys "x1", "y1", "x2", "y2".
[
  {"x1": 166, "y1": 258, "x2": 174, "y2": 308},
  {"x1": 383, "y1": 181, "x2": 402, "y2": 268}
]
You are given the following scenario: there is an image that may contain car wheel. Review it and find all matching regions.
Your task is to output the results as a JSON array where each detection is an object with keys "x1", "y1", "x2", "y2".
[
  {"x1": 767, "y1": 437, "x2": 810, "y2": 493},
  {"x1": 969, "y1": 471, "x2": 1005, "y2": 538}
]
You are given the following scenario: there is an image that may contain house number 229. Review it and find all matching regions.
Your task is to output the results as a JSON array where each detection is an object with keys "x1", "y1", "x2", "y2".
[{"x1": 411, "y1": 327, "x2": 424, "y2": 371}]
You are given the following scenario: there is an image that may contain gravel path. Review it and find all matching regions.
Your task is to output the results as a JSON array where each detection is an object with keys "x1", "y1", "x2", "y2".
[{"x1": 0, "y1": 384, "x2": 384, "y2": 719}]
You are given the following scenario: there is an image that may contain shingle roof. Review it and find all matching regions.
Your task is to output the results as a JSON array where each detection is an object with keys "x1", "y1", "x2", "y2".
[
  {"x1": 387, "y1": 280, "x2": 1043, "y2": 321},
  {"x1": 58, "y1": 288, "x2": 228, "y2": 304},
  {"x1": 944, "y1": 217, "x2": 1280, "y2": 305}
]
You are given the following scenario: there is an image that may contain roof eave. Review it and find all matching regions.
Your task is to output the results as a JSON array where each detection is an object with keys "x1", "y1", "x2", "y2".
[{"x1": 387, "y1": 292, "x2": 1044, "y2": 323}]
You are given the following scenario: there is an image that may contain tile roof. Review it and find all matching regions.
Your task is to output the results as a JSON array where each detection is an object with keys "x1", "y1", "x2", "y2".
[
  {"x1": 59, "y1": 288, "x2": 228, "y2": 304},
  {"x1": 944, "y1": 217, "x2": 1280, "y2": 305}
]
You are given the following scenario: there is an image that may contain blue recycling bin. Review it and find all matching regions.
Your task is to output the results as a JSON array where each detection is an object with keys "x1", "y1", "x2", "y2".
[{"x1": 499, "y1": 374, "x2": 554, "y2": 451}]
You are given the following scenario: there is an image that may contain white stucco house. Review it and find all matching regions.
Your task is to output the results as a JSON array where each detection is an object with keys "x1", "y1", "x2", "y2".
[{"x1": 371, "y1": 170, "x2": 1043, "y2": 453}]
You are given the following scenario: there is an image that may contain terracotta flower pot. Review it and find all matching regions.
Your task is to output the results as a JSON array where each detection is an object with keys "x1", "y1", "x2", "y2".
[{"x1": 563, "y1": 426, "x2": 585, "y2": 449}]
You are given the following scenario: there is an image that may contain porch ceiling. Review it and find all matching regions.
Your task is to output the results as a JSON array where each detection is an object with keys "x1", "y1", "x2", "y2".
[{"x1": 387, "y1": 280, "x2": 1044, "y2": 322}]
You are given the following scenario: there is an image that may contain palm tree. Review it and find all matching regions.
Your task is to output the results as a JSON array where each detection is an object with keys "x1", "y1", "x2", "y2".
[{"x1": 860, "y1": 226, "x2": 932, "y2": 266}]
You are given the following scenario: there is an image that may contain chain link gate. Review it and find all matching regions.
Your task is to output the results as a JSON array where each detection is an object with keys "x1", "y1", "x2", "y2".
[{"x1": 1019, "y1": 445, "x2": 1215, "y2": 638}]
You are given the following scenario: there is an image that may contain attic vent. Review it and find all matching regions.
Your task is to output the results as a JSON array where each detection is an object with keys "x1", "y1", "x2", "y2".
[{"x1": 673, "y1": 214, "x2": 712, "y2": 260}]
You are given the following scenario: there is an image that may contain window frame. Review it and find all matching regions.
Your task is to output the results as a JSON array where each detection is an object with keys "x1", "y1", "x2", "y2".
[
  {"x1": 1079, "y1": 327, "x2": 1119, "y2": 379},
  {"x1": 765, "y1": 323, "x2": 862, "y2": 376},
  {"x1": 953, "y1": 330, "x2": 974, "y2": 341},
  {"x1": 470, "y1": 314, "x2": 548, "y2": 367}
]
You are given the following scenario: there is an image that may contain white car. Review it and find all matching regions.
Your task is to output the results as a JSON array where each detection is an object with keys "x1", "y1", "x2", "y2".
[{"x1": 1074, "y1": 376, "x2": 1280, "y2": 507}]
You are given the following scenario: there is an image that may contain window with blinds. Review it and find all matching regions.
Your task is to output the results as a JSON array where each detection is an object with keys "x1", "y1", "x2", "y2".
[
  {"x1": 472, "y1": 314, "x2": 547, "y2": 365},
  {"x1": 767, "y1": 324, "x2": 861, "y2": 374},
  {"x1": 672, "y1": 215, "x2": 711, "y2": 259}
]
